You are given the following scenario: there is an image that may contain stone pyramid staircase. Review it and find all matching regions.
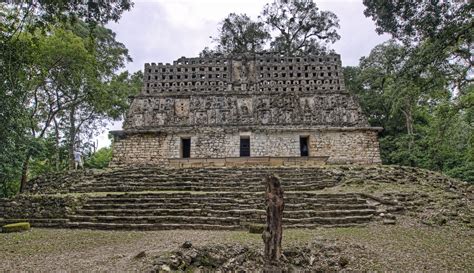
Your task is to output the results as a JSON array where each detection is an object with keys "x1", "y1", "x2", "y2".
[
  {"x1": 3, "y1": 167, "x2": 382, "y2": 230},
  {"x1": 65, "y1": 193, "x2": 376, "y2": 230},
  {"x1": 69, "y1": 167, "x2": 341, "y2": 193}
]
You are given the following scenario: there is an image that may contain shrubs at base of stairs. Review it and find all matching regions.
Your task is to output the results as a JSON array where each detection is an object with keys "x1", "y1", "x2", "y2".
[{"x1": 248, "y1": 223, "x2": 265, "y2": 234}]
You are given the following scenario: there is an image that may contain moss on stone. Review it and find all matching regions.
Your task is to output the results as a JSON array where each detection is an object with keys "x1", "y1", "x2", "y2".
[
  {"x1": 248, "y1": 224, "x2": 264, "y2": 234},
  {"x1": 2, "y1": 222, "x2": 30, "y2": 233}
]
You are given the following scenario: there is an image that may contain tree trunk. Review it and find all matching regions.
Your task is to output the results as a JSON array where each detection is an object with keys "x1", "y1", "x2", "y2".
[
  {"x1": 53, "y1": 118, "x2": 60, "y2": 171},
  {"x1": 19, "y1": 153, "x2": 31, "y2": 193},
  {"x1": 262, "y1": 174, "x2": 284, "y2": 266},
  {"x1": 402, "y1": 102, "x2": 414, "y2": 153},
  {"x1": 68, "y1": 105, "x2": 76, "y2": 169}
]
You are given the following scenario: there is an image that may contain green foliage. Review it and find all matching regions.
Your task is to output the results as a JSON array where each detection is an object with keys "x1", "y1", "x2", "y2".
[
  {"x1": 0, "y1": 6, "x2": 32, "y2": 197},
  {"x1": 354, "y1": 1, "x2": 473, "y2": 182},
  {"x1": 0, "y1": 2, "x2": 136, "y2": 196},
  {"x1": 84, "y1": 148, "x2": 113, "y2": 169},
  {"x1": 248, "y1": 224, "x2": 265, "y2": 234},
  {"x1": 263, "y1": 0, "x2": 340, "y2": 55},
  {"x1": 11, "y1": 1, "x2": 133, "y2": 28},
  {"x1": 210, "y1": 13, "x2": 270, "y2": 55},
  {"x1": 202, "y1": 0, "x2": 340, "y2": 55},
  {"x1": 345, "y1": 41, "x2": 473, "y2": 183},
  {"x1": 363, "y1": 0, "x2": 473, "y2": 90}
]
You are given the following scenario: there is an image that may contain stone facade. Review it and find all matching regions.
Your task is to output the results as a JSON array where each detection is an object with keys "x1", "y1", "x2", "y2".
[{"x1": 111, "y1": 53, "x2": 382, "y2": 166}]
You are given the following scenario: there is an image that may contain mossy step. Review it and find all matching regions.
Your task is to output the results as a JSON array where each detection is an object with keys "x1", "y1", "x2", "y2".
[
  {"x1": 80, "y1": 201, "x2": 372, "y2": 211},
  {"x1": 66, "y1": 222, "x2": 241, "y2": 230},
  {"x1": 284, "y1": 215, "x2": 374, "y2": 225},
  {"x1": 74, "y1": 208, "x2": 375, "y2": 218},
  {"x1": 84, "y1": 194, "x2": 362, "y2": 202},
  {"x1": 0, "y1": 218, "x2": 69, "y2": 227},
  {"x1": 86, "y1": 197, "x2": 250, "y2": 203},
  {"x1": 72, "y1": 184, "x2": 331, "y2": 193},
  {"x1": 283, "y1": 223, "x2": 369, "y2": 229},
  {"x1": 1, "y1": 222, "x2": 30, "y2": 233},
  {"x1": 68, "y1": 215, "x2": 241, "y2": 225},
  {"x1": 284, "y1": 209, "x2": 376, "y2": 217},
  {"x1": 89, "y1": 177, "x2": 334, "y2": 183}
]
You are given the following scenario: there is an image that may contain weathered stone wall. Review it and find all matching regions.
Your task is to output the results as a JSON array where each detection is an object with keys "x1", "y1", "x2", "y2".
[
  {"x1": 251, "y1": 132, "x2": 300, "y2": 157},
  {"x1": 142, "y1": 54, "x2": 344, "y2": 95},
  {"x1": 124, "y1": 93, "x2": 369, "y2": 129},
  {"x1": 111, "y1": 128, "x2": 381, "y2": 166},
  {"x1": 310, "y1": 130, "x2": 381, "y2": 164},
  {"x1": 112, "y1": 133, "x2": 168, "y2": 166},
  {"x1": 124, "y1": 53, "x2": 368, "y2": 130},
  {"x1": 110, "y1": 53, "x2": 382, "y2": 166},
  {"x1": 0, "y1": 195, "x2": 84, "y2": 219}
]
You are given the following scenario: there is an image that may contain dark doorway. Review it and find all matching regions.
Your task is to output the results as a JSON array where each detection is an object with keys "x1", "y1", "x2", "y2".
[
  {"x1": 300, "y1": 136, "x2": 309, "y2": 156},
  {"x1": 181, "y1": 138, "x2": 191, "y2": 158},
  {"x1": 240, "y1": 137, "x2": 250, "y2": 157}
]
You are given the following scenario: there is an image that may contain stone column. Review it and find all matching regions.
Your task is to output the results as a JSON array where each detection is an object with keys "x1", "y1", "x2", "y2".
[{"x1": 262, "y1": 174, "x2": 284, "y2": 265}]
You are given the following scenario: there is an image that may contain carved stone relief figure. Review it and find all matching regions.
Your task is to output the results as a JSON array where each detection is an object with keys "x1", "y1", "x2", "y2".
[
  {"x1": 154, "y1": 112, "x2": 165, "y2": 126},
  {"x1": 208, "y1": 110, "x2": 217, "y2": 124},
  {"x1": 191, "y1": 97, "x2": 201, "y2": 110},
  {"x1": 164, "y1": 98, "x2": 173, "y2": 111},
  {"x1": 195, "y1": 111, "x2": 208, "y2": 124},
  {"x1": 133, "y1": 114, "x2": 144, "y2": 127},
  {"x1": 232, "y1": 61, "x2": 244, "y2": 83},
  {"x1": 174, "y1": 99, "x2": 190, "y2": 118},
  {"x1": 237, "y1": 98, "x2": 252, "y2": 117},
  {"x1": 241, "y1": 105, "x2": 249, "y2": 116},
  {"x1": 256, "y1": 97, "x2": 269, "y2": 110},
  {"x1": 259, "y1": 110, "x2": 271, "y2": 124},
  {"x1": 219, "y1": 110, "x2": 230, "y2": 124}
]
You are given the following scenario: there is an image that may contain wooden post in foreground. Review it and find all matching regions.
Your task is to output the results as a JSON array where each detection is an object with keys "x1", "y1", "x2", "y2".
[{"x1": 262, "y1": 174, "x2": 284, "y2": 265}]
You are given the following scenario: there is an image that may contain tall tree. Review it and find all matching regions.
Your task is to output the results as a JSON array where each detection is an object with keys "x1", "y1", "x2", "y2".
[
  {"x1": 262, "y1": 0, "x2": 340, "y2": 55},
  {"x1": 210, "y1": 13, "x2": 270, "y2": 55},
  {"x1": 0, "y1": 1, "x2": 134, "y2": 196},
  {"x1": 360, "y1": 0, "x2": 473, "y2": 180},
  {"x1": 363, "y1": 0, "x2": 473, "y2": 91},
  {"x1": 60, "y1": 22, "x2": 132, "y2": 169},
  {"x1": 345, "y1": 40, "x2": 472, "y2": 181},
  {"x1": 18, "y1": 27, "x2": 98, "y2": 191}
]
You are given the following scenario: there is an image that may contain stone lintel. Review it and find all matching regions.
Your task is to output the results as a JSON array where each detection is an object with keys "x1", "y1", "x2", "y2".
[
  {"x1": 168, "y1": 156, "x2": 329, "y2": 168},
  {"x1": 112, "y1": 126, "x2": 383, "y2": 136},
  {"x1": 131, "y1": 90, "x2": 351, "y2": 98}
]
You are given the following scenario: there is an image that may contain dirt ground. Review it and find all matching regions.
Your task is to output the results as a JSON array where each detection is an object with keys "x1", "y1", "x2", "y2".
[{"x1": 0, "y1": 219, "x2": 473, "y2": 272}]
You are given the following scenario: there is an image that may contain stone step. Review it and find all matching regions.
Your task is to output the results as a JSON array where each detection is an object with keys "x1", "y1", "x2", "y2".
[
  {"x1": 66, "y1": 222, "x2": 241, "y2": 230},
  {"x1": 66, "y1": 214, "x2": 372, "y2": 228},
  {"x1": 94, "y1": 174, "x2": 327, "y2": 179},
  {"x1": 74, "y1": 208, "x2": 376, "y2": 218},
  {"x1": 284, "y1": 215, "x2": 374, "y2": 225},
  {"x1": 89, "y1": 177, "x2": 335, "y2": 184},
  {"x1": 68, "y1": 215, "x2": 240, "y2": 225},
  {"x1": 80, "y1": 202, "x2": 372, "y2": 211},
  {"x1": 86, "y1": 191, "x2": 361, "y2": 199},
  {"x1": 97, "y1": 169, "x2": 333, "y2": 176},
  {"x1": 84, "y1": 195, "x2": 363, "y2": 204},
  {"x1": 0, "y1": 218, "x2": 69, "y2": 228},
  {"x1": 283, "y1": 223, "x2": 368, "y2": 229},
  {"x1": 72, "y1": 183, "x2": 332, "y2": 193},
  {"x1": 86, "y1": 196, "x2": 248, "y2": 203},
  {"x1": 74, "y1": 181, "x2": 335, "y2": 190}
]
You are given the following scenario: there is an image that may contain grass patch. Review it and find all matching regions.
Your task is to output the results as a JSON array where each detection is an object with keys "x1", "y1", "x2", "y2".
[
  {"x1": 0, "y1": 226, "x2": 472, "y2": 271},
  {"x1": 0, "y1": 229, "x2": 146, "y2": 256}
]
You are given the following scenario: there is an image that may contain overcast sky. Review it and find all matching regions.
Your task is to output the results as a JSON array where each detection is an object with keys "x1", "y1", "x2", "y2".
[{"x1": 96, "y1": 0, "x2": 389, "y2": 148}]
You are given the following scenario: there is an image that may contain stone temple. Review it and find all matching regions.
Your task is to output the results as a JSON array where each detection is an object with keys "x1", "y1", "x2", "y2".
[
  {"x1": 110, "y1": 53, "x2": 382, "y2": 167},
  {"x1": 3, "y1": 55, "x2": 469, "y2": 234}
]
